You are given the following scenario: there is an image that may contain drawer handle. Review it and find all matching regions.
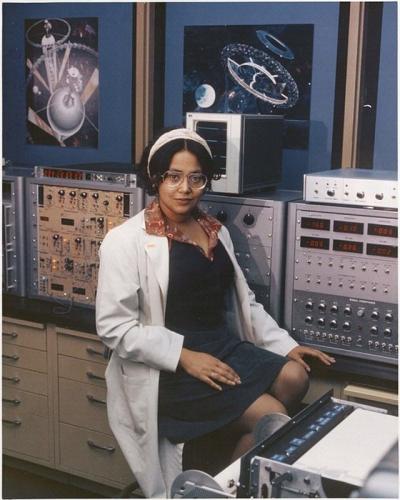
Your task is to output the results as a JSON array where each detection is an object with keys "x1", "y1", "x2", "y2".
[
  {"x1": 2, "y1": 376, "x2": 20, "y2": 383},
  {"x1": 86, "y1": 371, "x2": 106, "y2": 381},
  {"x1": 3, "y1": 418, "x2": 22, "y2": 426},
  {"x1": 87, "y1": 394, "x2": 106, "y2": 405},
  {"x1": 2, "y1": 397, "x2": 21, "y2": 405},
  {"x1": 3, "y1": 332, "x2": 18, "y2": 338},
  {"x1": 86, "y1": 347, "x2": 104, "y2": 357},
  {"x1": 87, "y1": 440, "x2": 115, "y2": 453},
  {"x1": 2, "y1": 354, "x2": 20, "y2": 361}
]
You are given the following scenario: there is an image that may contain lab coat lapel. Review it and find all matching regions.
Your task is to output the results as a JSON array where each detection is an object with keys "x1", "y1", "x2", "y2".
[{"x1": 143, "y1": 231, "x2": 169, "y2": 304}]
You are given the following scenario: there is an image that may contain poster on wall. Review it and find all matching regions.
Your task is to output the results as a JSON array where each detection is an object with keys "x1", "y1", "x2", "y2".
[
  {"x1": 25, "y1": 17, "x2": 99, "y2": 148},
  {"x1": 183, "y1": 25, "x2": 314, "y2": 149}
]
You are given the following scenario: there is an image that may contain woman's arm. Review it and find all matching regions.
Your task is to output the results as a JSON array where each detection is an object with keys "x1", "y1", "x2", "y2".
[{"x1": 96, "y1": 226, "x2": 183, "y2": 373}]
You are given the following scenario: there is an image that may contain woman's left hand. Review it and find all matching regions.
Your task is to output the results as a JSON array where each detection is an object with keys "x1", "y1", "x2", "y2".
[{"x1": 287, "y1": 346, "x2": 336, "y2": 372}]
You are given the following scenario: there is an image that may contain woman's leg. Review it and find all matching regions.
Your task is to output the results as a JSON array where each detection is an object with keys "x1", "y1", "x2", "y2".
[
  {"x1": 227, "y1": 393, "x2": 287, "y2": 461},
  {"x1": 227, "y1": 361, "x2": 309, "y2": 461},
  {"x1": 269, "y1": 360, "x2": 309, "y2": 412}
]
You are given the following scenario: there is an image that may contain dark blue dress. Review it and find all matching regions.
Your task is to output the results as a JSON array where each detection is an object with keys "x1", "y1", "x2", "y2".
[{"x1": 158, "y1": 239, "x2": 288, "y2": 444}]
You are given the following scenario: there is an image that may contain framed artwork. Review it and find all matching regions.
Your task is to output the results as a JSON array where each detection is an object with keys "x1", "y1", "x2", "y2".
[
  {"x1": 25, "y1": 17, "x2": 99, "y2": 148},
  {"x1": 183, "y1": 24, "x2": 314, "y2": 149}
]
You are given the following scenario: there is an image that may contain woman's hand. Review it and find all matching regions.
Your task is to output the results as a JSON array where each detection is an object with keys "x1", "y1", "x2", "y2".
[
  {"x1": 179, "y1": 348, "x2": 241, "y2": 391},
  {"x1": 287, "y1": 346, "x2": 336, "y2": 372}
]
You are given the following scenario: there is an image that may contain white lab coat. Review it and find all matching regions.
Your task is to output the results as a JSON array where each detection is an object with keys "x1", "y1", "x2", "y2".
[{"x1": 95, "y1": 209, "x2": 298, "y2": 498}]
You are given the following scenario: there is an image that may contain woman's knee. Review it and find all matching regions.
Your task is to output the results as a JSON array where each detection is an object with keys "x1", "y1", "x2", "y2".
[{"x1": 272, "y1": 361, "x2": 310, "y2": 400}]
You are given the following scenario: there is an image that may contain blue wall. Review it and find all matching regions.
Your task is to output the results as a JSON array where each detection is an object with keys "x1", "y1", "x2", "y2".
[
  {"x1": 3, "y1": 2, "x2": 134, "y2": 166},
  {"x1": 164, "y1": 2, "x2": 340, "y2": 190},
  {"x1": 373, "y1": 2, "x2": 397, "y2": 172}
]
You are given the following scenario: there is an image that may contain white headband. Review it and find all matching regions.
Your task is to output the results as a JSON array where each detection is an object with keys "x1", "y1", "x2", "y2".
[{"x1": 146, "y1": 128, "x2": 212, "y2": 178}]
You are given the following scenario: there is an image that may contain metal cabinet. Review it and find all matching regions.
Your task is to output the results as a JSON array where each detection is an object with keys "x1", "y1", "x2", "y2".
[{"x1": 2, "y1": 318, "x2": 135, "y2": 491}]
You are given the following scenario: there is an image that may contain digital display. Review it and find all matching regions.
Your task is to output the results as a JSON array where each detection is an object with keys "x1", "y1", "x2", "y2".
[
  {"x1": 300, "y1": 236, "x2": 329, "y2": 250},
  {"x1": 367, "y1": 243, "x2": 398, "y2": 258},
  {"x1": 333, "y1": 240, "x2": 363, "y2": 254},
  {"x1": 301, "y1": 217, "x2": 330, "y2": 231},
  {"x1": 333, "y1": 220, "x2": 364, "y2": 234},
  {"x1": 43, "y1": 168, "x2": 84, "y2": 180},
  {"x1": 61, "y1": 218, "x2": 75, "y2": 226},
  {"x1": 368, "y1": 224, "x2": 398, "y2": 238}
]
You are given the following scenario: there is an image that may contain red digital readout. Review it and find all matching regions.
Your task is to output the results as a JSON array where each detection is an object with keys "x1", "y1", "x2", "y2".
[
  {"x1": 43, "y1": 168, "x2": 84, "y2": 180},
  {"x1": 333, "y1": 240, "x2": 363, "y2": 254},
  {"x1": 368, "y1": 224, "x2": 398, "y2": 238}
]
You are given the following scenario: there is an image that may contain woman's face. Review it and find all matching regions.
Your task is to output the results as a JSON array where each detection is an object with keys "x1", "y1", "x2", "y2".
[{"x1": 157, "y1": 149, "x2": 205, "y2": 220}]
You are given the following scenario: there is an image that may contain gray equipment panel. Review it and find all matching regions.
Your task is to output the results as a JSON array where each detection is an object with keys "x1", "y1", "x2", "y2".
[
  {"x1": 200, "y1": 190, "x2": 301, "y2": 323},
  {"x1": 2, "y1": 176, "x2": 27, "y2": 297},
  {"x1": 284, "y1": 201, "x2": 398, "y2": 364}
]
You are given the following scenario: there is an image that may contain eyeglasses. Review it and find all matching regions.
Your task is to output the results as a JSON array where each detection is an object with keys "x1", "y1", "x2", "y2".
[{"x1": 161, "y1": 171, "x2": 208, "y2": 190}]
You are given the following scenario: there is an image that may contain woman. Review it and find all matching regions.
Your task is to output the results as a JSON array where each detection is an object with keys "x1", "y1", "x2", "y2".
[{"x1": 96, "y1": 128, "x2": 335, "y2": 498}]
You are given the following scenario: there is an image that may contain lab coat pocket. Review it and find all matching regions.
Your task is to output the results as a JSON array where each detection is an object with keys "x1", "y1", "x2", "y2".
[{"x1": 120, "y1": 360, "x2": 150, "y2": 437}]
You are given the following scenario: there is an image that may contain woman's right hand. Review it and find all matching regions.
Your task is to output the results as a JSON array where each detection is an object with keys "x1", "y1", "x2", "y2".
[{"x1": 179, "y1": 347, "x2": 241, "y2": 391}]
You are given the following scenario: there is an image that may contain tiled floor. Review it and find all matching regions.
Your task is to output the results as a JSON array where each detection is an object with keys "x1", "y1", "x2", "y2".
[{"x1": 2, "y1": 466, "x2": 107, "y2": 499}]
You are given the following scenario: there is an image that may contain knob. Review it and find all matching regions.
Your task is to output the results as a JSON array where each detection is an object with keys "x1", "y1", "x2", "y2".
[
  {"x1": 216, "y1": 210, "x2": 227, "y2": 223},
  {"x1": 327, "y1": 189, "x2": 335, "y2": 197},
  {"x1": 356, "y1": 191, "x2": 365, "y2": 199},
  {"x1": 330, "y1": 305, "x2": 339, "y2": 314},
  {"x1": 92, "y1": 193, "x2": 99, "y2": 199},
  {"x1": 347, "y1": 337, "x2": 352, "y2": 344},
  {"x1": 69, "y1": 191, "x2": 76, "y2": 197},
  {"x1": 52, "y1": 234, "x2": 60, "y2": 240},
  {"x1": 370, "y1": 326, "x2": 378, "y2": 335},
  {"x1": 371, "y1": 311, "x2": 380, "y2": 320},
  {"x1": 116, "y1": 195, "x2": 123, "y2": 202},
  {"x1": 375, "y1": 193, "x2": 384, "y2": 200},
  {"x1": 356, "y1": 309, "x2": 365, "y2": 318},
  {"x1": 374, "y1": 341, "x2": 380, "y2": 349},
  {"x1": 318, "y1": 303, "x2": 326, "y2": 312},
  {"x1": 243, "y1": 213, "x2": 255, "y2": 226},
  {"x1": 305, "y1": 301, "x2": 313, "y2": 310},
  {"x1": 75, "y1": 238, "x2": 82, "y2": 244},
  {"x1": 305, "y1": 316, "x2": 313, "y2": 324},
  {"x1": 368, "y1": 340, "x2": 374, "y2": 348},
  {"x1": 46, "y1": 194, "x2": 52, "y2": 200},
  {"x1": 80, "y1": 192, "x2": 88, "y2": 198},
  {"x1": 317, "y1": 318, "x2": 325, "y2": 326},
  {"x1": 385, "y1": 313, "x2": 393, "y2": 322},
  {"x1": 58, "y1": 189, "x2": 65, "y2": 196},
  {"x1": 103, "y1": 200, "x2": 109, "y2": 206},
  {"x1": 334, "y1": 335, "x2": 339, "y2": 341},
  {"x1": 344, "y1": 307, "x2": 352, "y2": 316},
  {"x1": 330, "y1": 320, "x2": 338, "y2": 329},
  {"x1": 343, "y1": 321, "x2": 351, "y2": 330},
  {"x1": 340, "y1": 335, "x2": 346, "y2": 342},
  {"x1": 383, "y1": 328, "x2": 392, "y2": 337},
  {"x1": 388, "y1": 344, "x2": 393, "y2": 352},
  {"x1": 381, "y1": 343, "x2": 387, "y2": 350}
]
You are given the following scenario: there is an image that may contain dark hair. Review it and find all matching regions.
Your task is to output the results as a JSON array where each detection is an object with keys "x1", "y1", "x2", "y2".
[{"x1": 136, "y1": 128, "x2": 220, "y2": 195}]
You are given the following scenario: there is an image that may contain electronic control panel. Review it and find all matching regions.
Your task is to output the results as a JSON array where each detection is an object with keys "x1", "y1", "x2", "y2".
[
  {"x1": 26, "y1": 172, "x2": 144, "y2": 307},
  {"x1": 200, "y1": 191, "x2": 301, "y2": 323},
  {"x1": 303, "y1": 169, "x2": 398, "y2": 209},
  {"x1": 2, "y1": 175, "x2": 27, "y2": 296},
  {"x1": 284, "y1": 201, "x2": 398, "y2": 364}
]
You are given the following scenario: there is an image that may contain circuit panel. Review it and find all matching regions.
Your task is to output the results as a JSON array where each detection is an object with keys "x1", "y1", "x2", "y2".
[{"x1": 34, "y1": 184, "x2": 132, "y2": 306}]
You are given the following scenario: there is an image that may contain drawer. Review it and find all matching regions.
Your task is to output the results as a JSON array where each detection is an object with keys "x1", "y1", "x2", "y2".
[
  {"x1": 3, "y1": 320, "x2": 46, "y2": 350},
  {"x1": 59, "y1": 378, "x2": 111, "y2": 435},
  {"x1": 3, "y1": 412, "x2": 50, "y2": 462},
  {"x1": 3, "y1": 388, "x2": 48, "y2": 417},
  {"x1": 58, "y1": 355, "x2": 106, "y2": 387},
  {"x1": 57, "y1": 333, "x2": 107, "y2": 365},
  {"x1": 2, "y1": 365, "x2": 48, "y2": 395},
  {"x1": 59, "y1": 422, "x2": 134, "y2": 486},
  {"x1": 2, "y1": 344, "x2": 47, "y2": 373}
]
